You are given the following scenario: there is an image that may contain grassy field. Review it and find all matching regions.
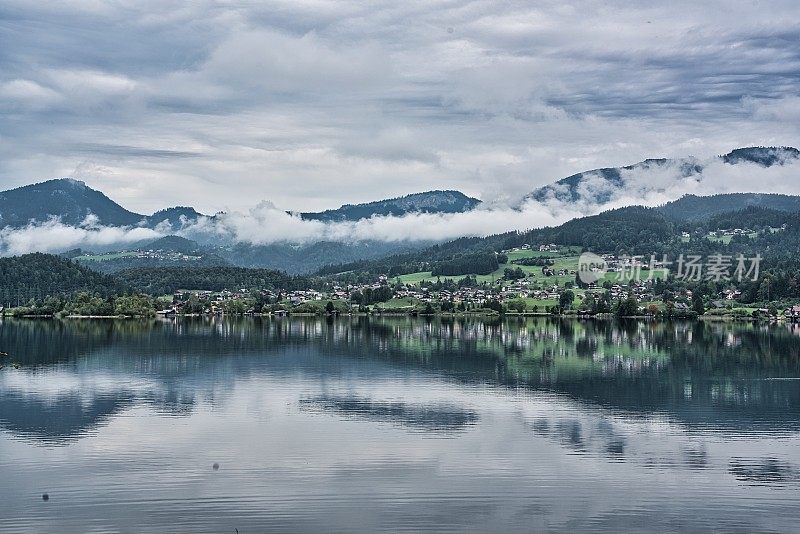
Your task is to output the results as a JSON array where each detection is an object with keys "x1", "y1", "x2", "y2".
[
  {"x1": 521, "y1": 297, "x2": 559, "y2": 309},
  {"x1": 393, "y1": 247, "x2": 582, "y2": 287},
  {"x1": 376, "y1": 297, "x2": 419, "y2": 310}
]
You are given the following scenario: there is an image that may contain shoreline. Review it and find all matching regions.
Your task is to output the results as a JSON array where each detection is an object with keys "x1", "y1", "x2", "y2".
[{"x1": 0, "y1": 311, "x2": 777, "y2": 323}]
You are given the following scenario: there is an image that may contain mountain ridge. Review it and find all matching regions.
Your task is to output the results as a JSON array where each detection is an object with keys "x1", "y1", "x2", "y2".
[
  {"x1": 314, "y1": 192, "x2": 800, "y2": 277},
  {"x1": 527, "y1": 146, "x2": 799, "y2": 205},
  {"x1": 2, "y1": 146, "x2": 800, "y2": 274},
  {"x1": 0, "y1": 178, "x2": 144, "y2": 227},
  {"x1": 1, "y1": 146, "x2": 797, "y2": 230},
  {"x1": 299, "y1": 190, "x2": 481, "y2": 222},
  {"x1": 0, "y1": 178, "x2": 206, "y2": 229},
  {"x1": 657, "y1": 192, "x2": 800, "y2": 221}
]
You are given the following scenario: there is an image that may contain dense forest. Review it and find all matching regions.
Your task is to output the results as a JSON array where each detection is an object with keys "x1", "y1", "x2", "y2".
[
  {"x1": 76, "y1": 253, "x2": 230, "y2": 274},
  {"x1": 300, "y1": 190, "x2": 481, "y2": 221},
  {"x1": 0, "y1": 256, "x2": 311, "y2": 305},
  {"x1": 431, "y1": 251, "x2": 499, "y2": 276},
  {"x1": 0, "y1": 253, "x2": 123, "y2": 305},
  {"x1": 657, "y1": 192, "x2": 800, "y2": 221},
  {"x1": 114, "y1": 266, "x2": 309, "y2": 295}
]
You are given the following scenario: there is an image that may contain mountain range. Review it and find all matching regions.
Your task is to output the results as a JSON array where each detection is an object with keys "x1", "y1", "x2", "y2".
[
  {"x1": 526, "y1": 146, "x2": 799, "y2": 204},
  {"x1": 299, "y1": 190, "x2": 480, "y2": 222},
  {"x1": 1, "y1": 146, "x2": 797, "y2": 230},
  {"x1": 1, "y1": 145, "x2": 799, "y2": 273},
  {"x1": 0, "y1": 178, "x2": 203, "y2": 230},
  {"x1": 0, "y1": 180, "x2": 480, "y2": 230}
]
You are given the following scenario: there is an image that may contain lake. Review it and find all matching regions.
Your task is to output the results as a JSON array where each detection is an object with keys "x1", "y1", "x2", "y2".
[{"x1": 1, "y1": 316, "x2": 799, "y2": 533}]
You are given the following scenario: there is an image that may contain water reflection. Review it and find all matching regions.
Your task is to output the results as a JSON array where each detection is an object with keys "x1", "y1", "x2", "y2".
[
  {"x1": 1, "y1": 316, "x2": 799, "y2": 443},
  {"x1": 299, "y1": 394, "x2": 479, "y2": 433},
  {"x1": 729, "y1": 457, "x2": 800, "y2": 487},
  {"x1": 0, "y1": 317, "x2": 798, "y2": 532}
]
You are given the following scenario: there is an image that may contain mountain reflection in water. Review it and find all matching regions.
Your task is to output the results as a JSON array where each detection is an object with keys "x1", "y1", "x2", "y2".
[{"x1": 0, "y1": 316, "x2": 798, "y2": 532}]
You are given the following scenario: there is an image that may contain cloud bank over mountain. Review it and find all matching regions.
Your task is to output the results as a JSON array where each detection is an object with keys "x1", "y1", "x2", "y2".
[
  {"x1": 180, "y1": 152, "x2": 800, "y2": 244},
  {"x1": 2, "y1": 151, "x2": 799, "y2": 255},
  {"x1": 0, "y1": 217, "x2": 161, "y2": 256}
]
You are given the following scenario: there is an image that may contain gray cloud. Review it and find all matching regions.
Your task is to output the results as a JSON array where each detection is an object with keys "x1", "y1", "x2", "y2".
[
  {"x1": 71, "y1": 143, "x2": 201, "y2": 159},
  {"x1": 0, "y1": 1, "x2": 799, "y2": 216}
]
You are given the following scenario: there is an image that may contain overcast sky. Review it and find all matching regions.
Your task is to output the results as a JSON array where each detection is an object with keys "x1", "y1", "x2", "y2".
[{"x1": 1, "y1": 1, "x2": 799, "y2": 214}]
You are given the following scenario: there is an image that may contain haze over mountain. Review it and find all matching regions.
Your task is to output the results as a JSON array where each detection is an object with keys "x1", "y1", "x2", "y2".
[
  {"x1": 527, "y1": 146, "x2": 800, "y2": 205},
  {"x1": 145, "y1": 207, "x2": 205, "y2": 231},
  {"x1": 0, "y1": 180, "x2": 483, "y2": 230},
  {"x1": 2, "y1": 145, "x2": 800, "y2": 273},
  {"x1": 3, "y1": 146, "x2": 797, "y2": 230}
]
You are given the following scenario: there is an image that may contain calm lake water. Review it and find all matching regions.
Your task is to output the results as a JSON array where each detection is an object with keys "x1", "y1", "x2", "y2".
[{"x1": 1, "y1": 316, "x2": 799, "y2": 533}]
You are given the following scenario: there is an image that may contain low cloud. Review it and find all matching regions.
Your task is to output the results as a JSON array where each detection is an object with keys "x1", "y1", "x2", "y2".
[
  {"x1": 2, "y1": 155, "x2": 800, "y2": 255},
  {"x1": 0, "y1": 216, "x2": 161, "y2": 256},
  {"x1": 176, "y1": 154, "x2": 800, "y2": 245},
  {"x1": 182, "y1": 200, "x2": 581, "y2": 245},
  {"x1": 609, "y1": 156, "x2": 800, "y2": 206}
]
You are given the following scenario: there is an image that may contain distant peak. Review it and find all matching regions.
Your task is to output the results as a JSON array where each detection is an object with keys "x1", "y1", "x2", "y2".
[
  {"x1": 300, "y1": 189, "x2": 481, "y2": 222},
  {"x1": 0, "y1": 176, "x2": 143, "y2": 228},
  {"x1": 36, "y1": 177, "x2": 89, "y2": 189},
  {"x1": 722, "y1": 146, "x2": 799, "y2": 166},
  {"x1": 149, "y1": 205, "x2": 202, "y2": 217},
  {"x1": 15, "y1": 177, "x2": 89, "y2": 190},
  {"x1": 62, "y1": 177, "x2": 87, "y2": 187}
]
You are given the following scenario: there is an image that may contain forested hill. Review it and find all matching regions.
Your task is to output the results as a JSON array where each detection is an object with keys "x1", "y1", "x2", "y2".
[
  {"x1": 316, "y1": 197, "x2": 800, "y2": 279},
  {"x1": 316, "y1": 206, "x2": 672, "y2": 278},
  {"x1": 300, "y1": 190, "x2": 481, "y2": 222},
  {"x1": 0, "y1": 179, "x2": 143, "y2": 227},
  {"x1": 526, "y1": 146, "x2": 799, "y2": 204},
  {"x1": 0, "y1": 253, "x2": 124, "y2": 305},
  {"x1": 0, "y1": 254, "x2": 310, "y2": 305},
  {"x1": 145, "y1": 206, "x2": 204, "y2": 231},
  {"x1": 657, "y1": 193, "x2": 800, "y2": 221},
  {"x1": 0, "y1": 179, "x2": 205, "y2": 229},
  {"x1": 114, "y1": 266, "x2": 308, "y2": 295}
]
